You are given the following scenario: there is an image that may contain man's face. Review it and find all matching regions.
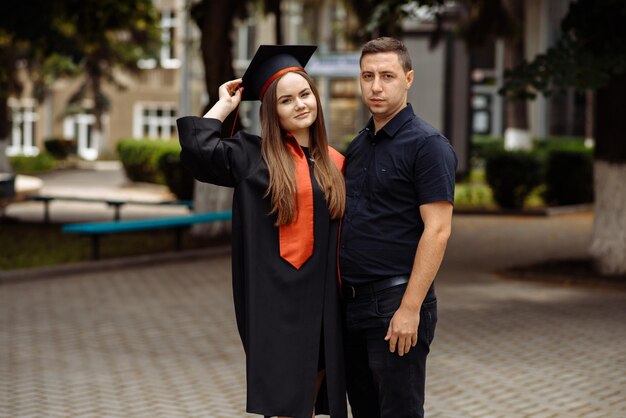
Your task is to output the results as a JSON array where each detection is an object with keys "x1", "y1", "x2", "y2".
[{"x1": 360, "y1": 52, "x2": 413, "y2": 123}]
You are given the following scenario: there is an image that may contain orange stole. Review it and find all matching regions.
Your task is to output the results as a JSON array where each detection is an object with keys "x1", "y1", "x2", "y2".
[{"x1": 280, "y1": 139, "x2": 344, "y2": 269}]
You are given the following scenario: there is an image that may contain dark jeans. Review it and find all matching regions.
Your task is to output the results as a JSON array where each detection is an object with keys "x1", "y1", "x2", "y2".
[{"x1": 343, "y1": 283, "x2": 437, "y2": 418}]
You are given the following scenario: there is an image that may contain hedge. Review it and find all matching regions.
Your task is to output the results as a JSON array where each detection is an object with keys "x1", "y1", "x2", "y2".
[
  {"x1": 485, "y1": 150, "x2": 543, "y2": 209},
  {"x1": 116, "y1": 138, "x2": 180, "y2": 184},
  {"x1": 9, "y1": 153, "x2": 56, "y2": 174}
]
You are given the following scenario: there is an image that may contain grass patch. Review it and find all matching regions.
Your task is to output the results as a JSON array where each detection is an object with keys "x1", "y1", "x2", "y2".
[
  {"x1": 0, "y1": 221, "x2": 229, "y2": 271},
  {"x1": 455, "y1": 168, "x2": 546, "y2": 209}
]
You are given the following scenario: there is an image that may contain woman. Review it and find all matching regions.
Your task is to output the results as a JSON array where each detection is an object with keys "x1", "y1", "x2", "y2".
[{"x1": 176, "y1": 45, "x2": 347, "y2": 418}]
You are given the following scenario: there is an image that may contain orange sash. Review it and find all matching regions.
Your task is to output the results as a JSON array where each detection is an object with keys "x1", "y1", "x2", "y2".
[{"x1": 279, "y1": 137, "x2": 344, "y2": 269}]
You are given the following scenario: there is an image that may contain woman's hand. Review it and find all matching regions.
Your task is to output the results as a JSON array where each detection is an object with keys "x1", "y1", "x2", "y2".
[{"x1": 203, "y1": 78, "x2": 244, "y2": 122}]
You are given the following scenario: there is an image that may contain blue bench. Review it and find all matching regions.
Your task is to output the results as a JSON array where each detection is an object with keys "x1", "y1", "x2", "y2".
[
  {"x1": 63, "y1": 211, "x2": 232, "y2": 260},
  {"x1": 28, "y1": 195, "x2": 194, "y2": 223}
]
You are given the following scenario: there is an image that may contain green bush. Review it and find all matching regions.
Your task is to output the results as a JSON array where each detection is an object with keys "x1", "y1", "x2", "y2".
[
  {"x1": 472, "y1": 135, "x2": 589, "y2": 161},
  {"x1": 9, "y1": 153, "x2": 56, "y2": 174},
  {"x1": 44, "y1": 137, "x2": 77, "y2": 160},
  {"x1": 471, "y1": 135, "x2": 505, "y2": 162},
  {"x1": 535, "y1": 136, "x2": 590, "y2": 154},
  {"x1": 158, "y1": 149, "x2": 194, "y2": 200},
  {"x1": 117, "y1": 138, "x2": 180, "y2": 184},
  {"x1": 485, "y1": 150, "x2": 543, "y2": 209},
  {"x1": 544, "y1": 150, "x2": 593, "y2": 205}
]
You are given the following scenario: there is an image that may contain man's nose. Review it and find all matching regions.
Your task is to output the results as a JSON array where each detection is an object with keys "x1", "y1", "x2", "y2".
[{"x1": 371, "y1": 76, "x2": 383, "y2": 92}]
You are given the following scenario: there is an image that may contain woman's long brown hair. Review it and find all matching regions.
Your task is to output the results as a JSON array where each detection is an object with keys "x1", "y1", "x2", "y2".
[{"x1": 260, "y1": 71, "x2": 345, "y2": 226}]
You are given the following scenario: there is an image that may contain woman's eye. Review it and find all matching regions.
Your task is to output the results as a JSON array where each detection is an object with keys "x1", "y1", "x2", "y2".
[{"x1": 281, "y1": 99, "x2": 291, "y2": 104}]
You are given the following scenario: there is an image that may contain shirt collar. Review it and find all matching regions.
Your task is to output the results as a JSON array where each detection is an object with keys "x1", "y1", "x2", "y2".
[{"x1": 362, "y1": 103, "x2": 414, "y2": 139}]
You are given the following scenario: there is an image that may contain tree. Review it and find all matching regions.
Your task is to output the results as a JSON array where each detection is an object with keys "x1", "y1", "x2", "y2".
[
  {"x1": 187, "y1": 0, "x2": 284, "y2": 236},
  {"x1": 187, "y1": 0, "x2": 249, "y2": 236},
  {"x1": 0, "y1": 0, "x2": 74, "y2": 172},
  {"x1": 344, "y1": 0, "x2": 445, "y2": 42},
  {"x1": 0, "y1": 0, "x2": 159, "y2": 170},
  {"x1": 55, "y1": 0, "x2": 160, "y2": 152},
  {"x1": 501, "y1": 0, "x2": 626, "y2": 275},
  {"x1": 346, "y1": 0, "x2": 531, "y2": 149}
]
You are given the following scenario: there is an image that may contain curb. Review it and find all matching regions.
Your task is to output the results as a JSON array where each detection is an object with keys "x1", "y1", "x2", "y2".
[
  {"x1": 0, "y1": 245, "x2": 231, "y2": 284},
  {"x1": 454, "y1": 203, "x2": 593, "y2": 217}
]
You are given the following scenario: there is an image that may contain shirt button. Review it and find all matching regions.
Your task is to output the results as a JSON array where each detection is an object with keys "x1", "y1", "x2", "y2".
[{"x1": 363, "y1": 167, "x2": 367, "y2": 171}]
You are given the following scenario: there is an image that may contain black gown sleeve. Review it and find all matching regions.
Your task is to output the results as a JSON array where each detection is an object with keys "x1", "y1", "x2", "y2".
[{"x1": 176, "y1": 116, "x2": 261, "y2": 187}]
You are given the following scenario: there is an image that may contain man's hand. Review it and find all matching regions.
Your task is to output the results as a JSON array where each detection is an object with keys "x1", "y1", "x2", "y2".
[{"x1": 384, "y1": 304, "x2": 420, "y2": 356}]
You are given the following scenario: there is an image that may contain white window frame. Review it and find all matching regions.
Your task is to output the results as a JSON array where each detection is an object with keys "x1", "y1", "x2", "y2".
[
  {"x1": 137, "y1": 9, "x2": 180, "y2": 69},
  {"x1": 63, "y1": 113, "x2": 105, "y2": 161},
  {"x1": 6, "y1": 98, "x2": 39, "y2": 157},
  {"x1": 133, "y1": 103, "x2": 178, "y2": 139},
  {"x1": 160, "y1": 9, "x2": 180, "y2": 69}
]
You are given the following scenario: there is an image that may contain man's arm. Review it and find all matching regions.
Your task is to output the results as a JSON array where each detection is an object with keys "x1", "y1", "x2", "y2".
[{"x1": 385, "y1": 201, "x2": 453, "y2": 356}]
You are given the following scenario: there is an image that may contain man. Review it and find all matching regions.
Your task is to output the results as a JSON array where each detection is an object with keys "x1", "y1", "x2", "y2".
[{"x1": 340, "y1": 37, "x2": 457, "y2": 418}]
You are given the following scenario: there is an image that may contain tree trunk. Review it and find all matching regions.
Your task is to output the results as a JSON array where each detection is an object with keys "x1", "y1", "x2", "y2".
[
  {"x1": 0, "y1": 97, "x2": 11, "y2": 173},
  {"x1": 589, "y1": 161, "x2": 626, "y2": 275},
  {"x1": 0, "y1": 46, "x2": 19, "y2": 173},
  {"x1": 192, "y1": 181, "x2": 233, "y2": 237},
  {"x1": 589, "y1": 72, "x2": 626, "y2": 275},
  {"x1": 584, "y1": 90, "x2": 595, "y2": 147},
  {"x1": 189, "y1": 0, "x2": 246, "y2": 237},
  {"x1": 265, "y1": 0, "x2": 283, "y2": 44},
  {"x1": 87, "y1": 62, "x2": 106, "y2": 159},
  {"x1": 502, "y1": 0, "x2": 531, "y2": 150}
]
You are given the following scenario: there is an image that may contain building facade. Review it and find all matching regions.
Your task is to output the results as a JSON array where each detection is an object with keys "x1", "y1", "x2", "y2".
[
  {"x1": 6, "y1": 0, "x2": 580, "y2": 177},
  {"x1": 7, "y1": 0, "x2": 203, "y2": 161}
]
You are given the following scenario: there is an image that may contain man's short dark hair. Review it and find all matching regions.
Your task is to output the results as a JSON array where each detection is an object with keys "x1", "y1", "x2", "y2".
[{"x1": 360, "y1": 37, "x2": 412, "y2": 73}]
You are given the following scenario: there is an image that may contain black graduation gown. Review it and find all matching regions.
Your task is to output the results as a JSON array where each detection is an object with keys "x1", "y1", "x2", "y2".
[{"x1": 176, "y1": 116, "x2": 347, "y2": 418}]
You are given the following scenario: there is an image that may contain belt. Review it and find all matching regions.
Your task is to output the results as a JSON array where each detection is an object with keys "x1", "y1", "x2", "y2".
[{"x1": 342, "y1": 276, "x2": 409, "y2": 299}]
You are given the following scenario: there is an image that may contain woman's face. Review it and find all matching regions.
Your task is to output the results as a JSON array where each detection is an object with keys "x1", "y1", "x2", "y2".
[{"x1": 275, "y1": 72, "x2": 318, "y2": 135}]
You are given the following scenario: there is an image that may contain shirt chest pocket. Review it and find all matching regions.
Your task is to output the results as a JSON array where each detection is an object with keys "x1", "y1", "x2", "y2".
[{"x1": 368, "y1": 164, "x2": 408, "y2": 197}]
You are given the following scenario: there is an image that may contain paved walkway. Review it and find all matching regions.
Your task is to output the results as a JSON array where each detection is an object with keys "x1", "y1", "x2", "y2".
[
  {"x1": 1, "y1": 168, "x2": 625, "y2": 417},
  {"x1": 3, "y1": 163, "x2": 190, "y2": 224}
]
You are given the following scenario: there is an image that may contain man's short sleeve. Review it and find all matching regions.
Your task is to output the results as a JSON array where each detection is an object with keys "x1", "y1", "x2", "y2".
[{"x1": 414, "y1": 134, "x2": 457, "y2": 205}]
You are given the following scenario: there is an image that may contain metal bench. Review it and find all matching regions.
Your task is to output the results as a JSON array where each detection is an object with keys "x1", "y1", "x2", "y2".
[
  {"x1": 28, "y1": 195, "x2": 194, "y2": 223},
  {"x1": 62, "y1": 211, "x2": 232, "y2": 260}
]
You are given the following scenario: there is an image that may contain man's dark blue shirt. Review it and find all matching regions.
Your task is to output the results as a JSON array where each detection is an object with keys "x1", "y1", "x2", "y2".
[{"x1": 339, "y1": 104, "x2": 457, "y2": 284}]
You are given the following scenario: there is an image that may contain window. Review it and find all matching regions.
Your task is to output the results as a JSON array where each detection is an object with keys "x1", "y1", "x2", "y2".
[
  {"x1": 471, "y1": 94, "x2": 492, "y2": 135},
  {"x1": 6, "y1": 99, "x2": 39, "y2": 157},
  {"x1": 138, "y1": 9, "x2": 180, "y2": 69},
  {"x1": 133, "y1": 103, "x2": 178, "y2": 139},
  {"x1": 160, "y1": 10, "x2": 180, "y2": 68},
  {"x1": 64, "y1": 113, "x2": 103, "y2": 161}
]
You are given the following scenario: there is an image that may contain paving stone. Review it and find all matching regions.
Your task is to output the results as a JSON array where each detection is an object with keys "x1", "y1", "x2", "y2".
[{"x1": 2, "y1": 213, "x2": 626, "y2": 417}]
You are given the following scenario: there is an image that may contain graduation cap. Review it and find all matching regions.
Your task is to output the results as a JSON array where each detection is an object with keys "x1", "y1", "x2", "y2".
[{"x1": 241, "y1": 45, "x2": 317, "y2": 101}]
